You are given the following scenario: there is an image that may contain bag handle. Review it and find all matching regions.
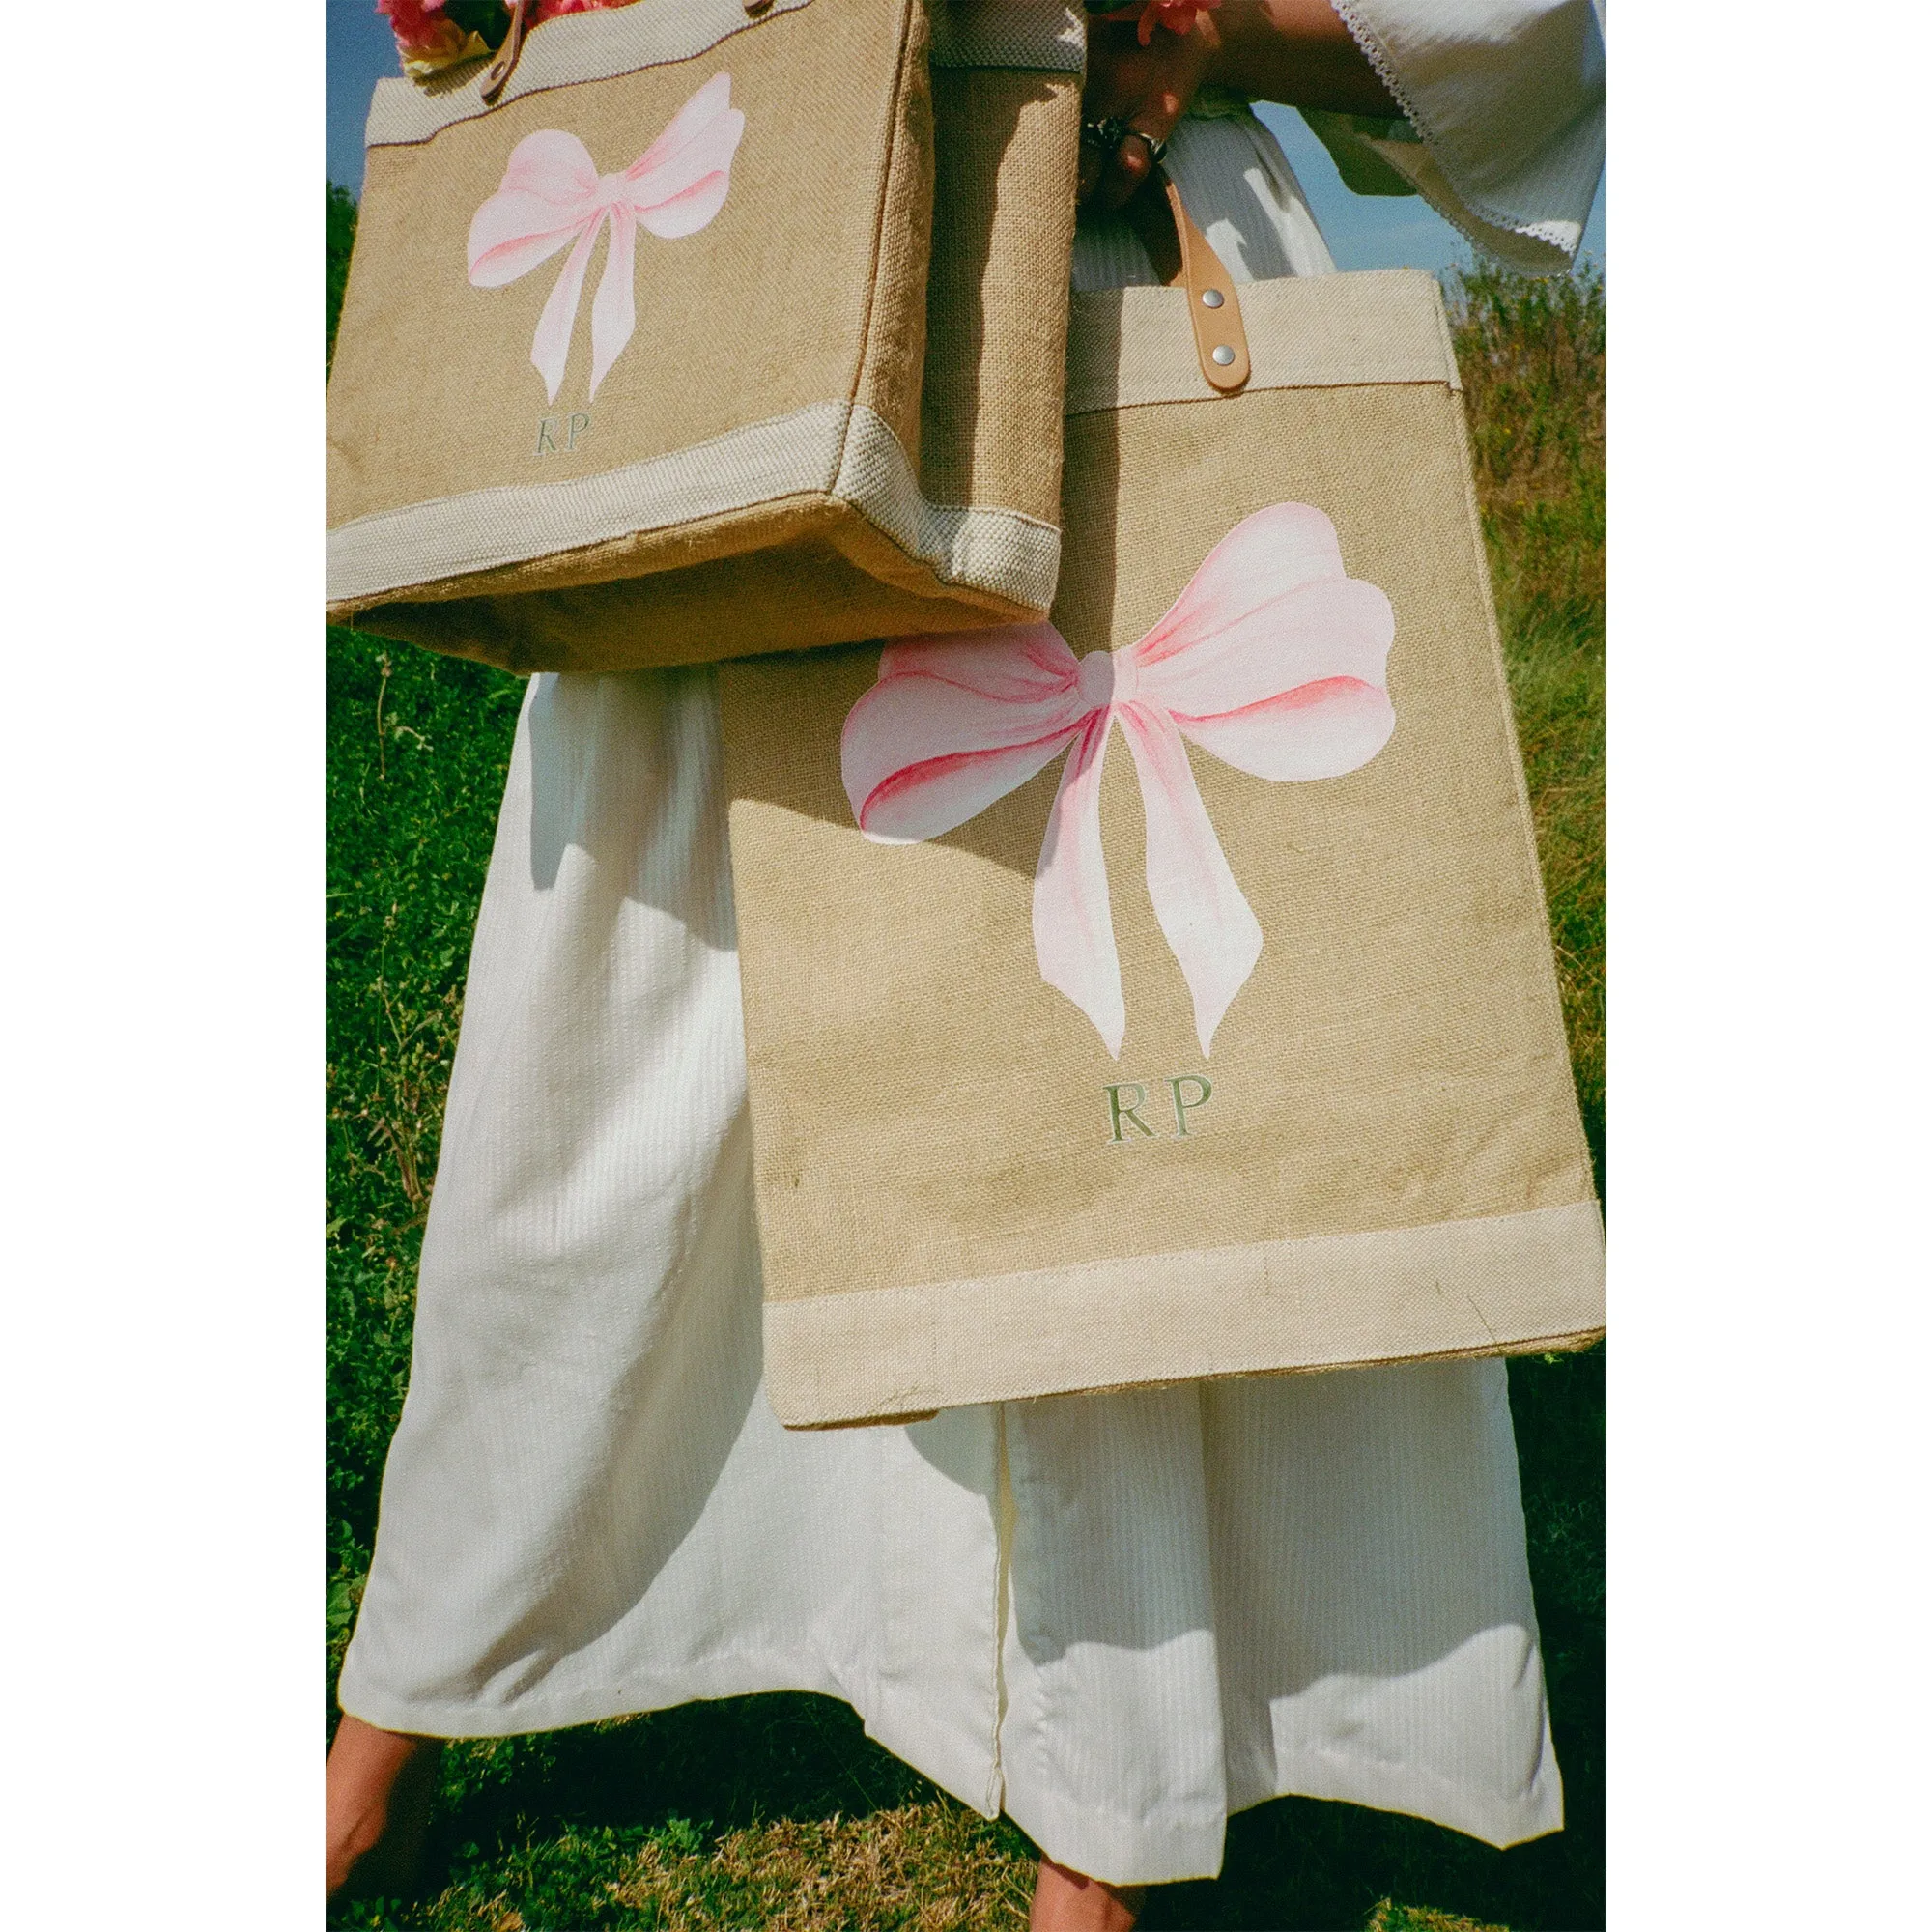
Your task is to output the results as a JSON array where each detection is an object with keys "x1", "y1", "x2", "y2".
[
  {"x1": 1124, "y1": 172, "x2": 1251, "y2": 396},
  {"x1": 480, "y1": 0, "x2": 530, "y2": 104}
]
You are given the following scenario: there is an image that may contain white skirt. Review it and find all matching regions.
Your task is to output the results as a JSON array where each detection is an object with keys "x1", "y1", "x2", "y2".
[{"x1": 340, "y1": 116, "x2": 1566, "y2": 1887}]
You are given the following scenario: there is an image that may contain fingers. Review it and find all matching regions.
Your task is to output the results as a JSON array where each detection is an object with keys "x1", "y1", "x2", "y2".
[
  {"x1": 1094, "y1": 120, "x2": 1171, "y2": 212},
  {"x1": 1079, "y1": 114, "x2": 1176, "y2": 211},
  {"x1": 1079, "y1": 15, "x2": 1210, "y2": 208},
  {"x1": 1078, "y1": 127, "x2": 1108, "y2": 204}
]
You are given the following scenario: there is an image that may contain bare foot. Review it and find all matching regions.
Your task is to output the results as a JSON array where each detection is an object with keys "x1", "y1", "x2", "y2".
[
  {"x1": 327, "y1": 1713, "x2": 441, "y2": 1901},
  {"x1": 1031, "y1": 1855, "x2": 1149, "y2": 1930}
]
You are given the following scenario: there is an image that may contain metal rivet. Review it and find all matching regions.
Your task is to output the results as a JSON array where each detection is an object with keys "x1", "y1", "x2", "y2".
[
  {"x1": 1211, "y1": 343, "x2": 1236, "y2": 366},
  {"x1": 1200, "y1": 288, "x2": 1225, "y2": 308}
]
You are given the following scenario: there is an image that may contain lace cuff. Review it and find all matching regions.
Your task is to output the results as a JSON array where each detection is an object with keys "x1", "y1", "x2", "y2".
[{"x1": 1327, "y1": 0, "x2": 1604, "y2": 273}]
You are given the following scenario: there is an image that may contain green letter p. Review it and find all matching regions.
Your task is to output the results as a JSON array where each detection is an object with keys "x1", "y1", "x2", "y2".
[{"x1": 1168, "y1": 1074, "x2": 1212, "y2": 1137}]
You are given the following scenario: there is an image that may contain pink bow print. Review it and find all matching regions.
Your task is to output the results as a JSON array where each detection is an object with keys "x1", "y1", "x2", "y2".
[
  {"x1": 841, "y1": 504, "x2": 1396, "y2": 1057},
  {"x1": 467, "y1": 71, "x2": 745, "y2": 403}
]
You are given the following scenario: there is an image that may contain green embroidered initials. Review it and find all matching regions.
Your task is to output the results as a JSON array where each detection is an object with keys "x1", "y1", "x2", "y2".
[
  {"x1": 1168, "y1": 1074, "x2": 1212, "y2": 1136},
  {"x1": 535, "y1": 412, "x2": 590, "y2": 456},
  {"x1": 1104, "y1": 1083, "x2": 1157, "y2": 1142},
  {"x1": 1102, "y1": 1073, "x2": 1215, "y2": 1142}
]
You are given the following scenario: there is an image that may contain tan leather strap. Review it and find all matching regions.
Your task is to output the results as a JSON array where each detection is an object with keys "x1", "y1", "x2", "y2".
[
  {"x1": 1123, "y1": 171, "x2": 1251, "y2": 396},
  {"x1": 480, "y1": 0, "x2": 531, "y2": 105}
]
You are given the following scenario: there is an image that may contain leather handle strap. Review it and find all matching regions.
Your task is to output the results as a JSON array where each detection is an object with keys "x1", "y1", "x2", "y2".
[
  {"x1": 1122, "y1": 170, "x2": 1251, "y2": 396},
  {"x1": 480, "y1": 0, "x2": 530, "y2": 104},
  {"x1": 1163, "y1": 173, "x2": 1250, "y2": 393}
]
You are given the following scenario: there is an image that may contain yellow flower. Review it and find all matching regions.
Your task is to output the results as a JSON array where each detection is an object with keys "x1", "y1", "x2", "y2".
[{"x1": 397, "y1": 19, "x2": 494, "y2": 80}]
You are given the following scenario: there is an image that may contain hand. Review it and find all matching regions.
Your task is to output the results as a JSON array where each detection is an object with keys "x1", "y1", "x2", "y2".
[
  {"x1": 1079, "y1": 14, "x2": 1216, "y2": 210},
  {"x1": 1079, "y1": 1, "x2": 1401, "y2": 209}
]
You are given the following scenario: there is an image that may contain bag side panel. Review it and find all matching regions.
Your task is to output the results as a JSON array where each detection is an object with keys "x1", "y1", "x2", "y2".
[
  {"x1": 846, "y1": 0, "x2": 934, "y2": 474},
  {"x1": 921, "y1": 65, "x2": 1082, "y2": 530}
]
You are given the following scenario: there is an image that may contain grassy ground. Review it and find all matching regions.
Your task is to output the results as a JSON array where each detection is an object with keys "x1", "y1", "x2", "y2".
[{"x1": 327, "y1": 186, "x2": 1605, "y2": 1931}]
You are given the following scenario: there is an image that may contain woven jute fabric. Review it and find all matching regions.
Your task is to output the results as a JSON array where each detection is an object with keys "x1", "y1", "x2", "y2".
[
  {"x1": 327, "y1": 0, "x2": 1084, "y2": 669},
  {"x1": 721, "y1": 270, "x2": 1605, "y2": 1429},
  {"x1": 922, "y1": 63, "x2": 1081, "y2": 528}
]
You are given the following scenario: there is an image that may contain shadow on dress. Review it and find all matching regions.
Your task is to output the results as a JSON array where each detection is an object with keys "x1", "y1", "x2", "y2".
[{"x1": 972, "y1": 1360, "x2": 1543, "y2": 1700}]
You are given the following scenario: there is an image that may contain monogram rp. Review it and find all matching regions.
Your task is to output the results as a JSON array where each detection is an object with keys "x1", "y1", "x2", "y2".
[{"x1": 1103, "y1": 1075, "x2": 1213, "y2": 1144}]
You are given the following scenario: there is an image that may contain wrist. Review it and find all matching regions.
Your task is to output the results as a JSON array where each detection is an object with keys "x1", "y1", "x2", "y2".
[{"x1": 1192, "y1": 0, "x2": 1401, "y2": 117}]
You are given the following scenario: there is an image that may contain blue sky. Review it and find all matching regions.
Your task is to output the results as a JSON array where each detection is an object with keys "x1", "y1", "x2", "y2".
[{"x1": 326, "y1": 0, "x2": 1604, "y2": 276}]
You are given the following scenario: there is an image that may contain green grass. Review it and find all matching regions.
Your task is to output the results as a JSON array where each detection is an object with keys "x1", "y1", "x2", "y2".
[
  {"x1": 1451, "y1": 262, "x2": 1606, "y2": 1201},
  {"x1": 329, "y1": 181, "x2": 357, "y2": 373},
  {"x1": 327, "y1": 193, "x2": 1605, "y2": 1929}
]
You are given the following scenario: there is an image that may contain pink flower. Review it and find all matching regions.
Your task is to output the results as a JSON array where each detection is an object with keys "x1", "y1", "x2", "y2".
[
  {"x1": 376, "y1": 0, "x2": 449, "y2": 50},
  {"x1": 1094, "y1": 1, "x2": 1221, "y2": 47}
]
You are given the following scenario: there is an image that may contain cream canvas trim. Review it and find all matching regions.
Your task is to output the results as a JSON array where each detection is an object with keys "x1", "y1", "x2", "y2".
[
  {"x1": 763, "y1": 1200, "x2": 1605, "y2": 1428},
  {"x1": 929, "y1": 3, "x2": 1084, "y2": 71},
  {"x1": 326, "y1": 400, "x2": 1062, "y2": 612},
  {"x1": 364, "y1": 0, "x2": 815, "y2": 148},
  {"x1": 1064, "y1": 268, "x2": 1462, "y2": 417}
]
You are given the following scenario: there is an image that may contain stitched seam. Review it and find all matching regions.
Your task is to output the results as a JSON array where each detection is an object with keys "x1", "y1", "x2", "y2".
[
  {"x1": 842, "y1": 0, "x2": 923, "y2": 503},
  {"x1": 327, "y1": 406, "x2": 1063, "y2": 610},
  {"x1": 1445, "y1": 388, "x2": 1598, "y2": 1184},
  {"x1": 988, "y1": 1407, "x2": 1013, "y2": 1816}
]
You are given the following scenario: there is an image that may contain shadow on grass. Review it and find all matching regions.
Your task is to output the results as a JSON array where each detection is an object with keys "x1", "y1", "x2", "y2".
[
  {"x1": 330, "y1": 1693, "x2": 1036, "y2": 1928},
  {"x1": 427, "y1": 1693, "x2": 942, "y2": 1858}
]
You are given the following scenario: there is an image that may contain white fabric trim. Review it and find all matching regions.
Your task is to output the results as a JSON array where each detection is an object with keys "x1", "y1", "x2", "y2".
[
  {"x1": 1065, "y1": 268, "x2": 1460, "y2": 417},
  {"x1": 765, "y1": 1200, "x2": 1605, "y2": 1427},
  {"x1": 364, "y1": 0, "x2": 816, "y2": 148},
  {"x1": 327, "y1": 400, "x2": 1062, "y2": 613}
]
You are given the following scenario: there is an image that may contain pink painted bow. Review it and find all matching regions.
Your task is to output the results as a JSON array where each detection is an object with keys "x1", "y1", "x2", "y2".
[
  {"x1": 841, "y1": 504, "x2": 1396, "y2": 1057},
  {"x1": 467, "y1": 71, "x2": 745, "y2": 403}
]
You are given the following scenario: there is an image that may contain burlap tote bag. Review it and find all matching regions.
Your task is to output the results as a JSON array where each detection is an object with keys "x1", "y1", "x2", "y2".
[
  {"x1": 327, "y1": 0, "x2": 1085, "y2": 671},
  {"x1": 720, "y1": 180, "x2": 1605, "y2": 1428}
]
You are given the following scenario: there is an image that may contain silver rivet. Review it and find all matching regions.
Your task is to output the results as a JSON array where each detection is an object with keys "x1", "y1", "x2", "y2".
[
  {"x1": 1211, "y1": 343, "x2": 1236, "y2": 366},
  {"x1": 1200, "y1": 288, "x2": 1225, "y2": 308}
]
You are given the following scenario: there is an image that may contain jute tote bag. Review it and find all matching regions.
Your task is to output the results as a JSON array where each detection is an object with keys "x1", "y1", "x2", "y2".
[
  {"x1": 327, "y1": 0, "x2": 1086, "y2": 672},
  {"x1": 719, "y1": 183, "x2": 1605, "y2": 1428}
]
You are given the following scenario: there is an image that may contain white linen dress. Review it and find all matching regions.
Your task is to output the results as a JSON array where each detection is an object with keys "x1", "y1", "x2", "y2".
[{"x1": 340, "y1": 0, "x2": 1605, "y2": 1887}]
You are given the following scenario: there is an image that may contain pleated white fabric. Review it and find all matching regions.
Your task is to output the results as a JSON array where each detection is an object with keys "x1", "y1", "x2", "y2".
[
  {"x1": 1070, "y1": 111, "x2": 1337, "y2": 292},
  {"x1": 344, "y1": 67, "x2": 1597, "y2": 1886}
]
